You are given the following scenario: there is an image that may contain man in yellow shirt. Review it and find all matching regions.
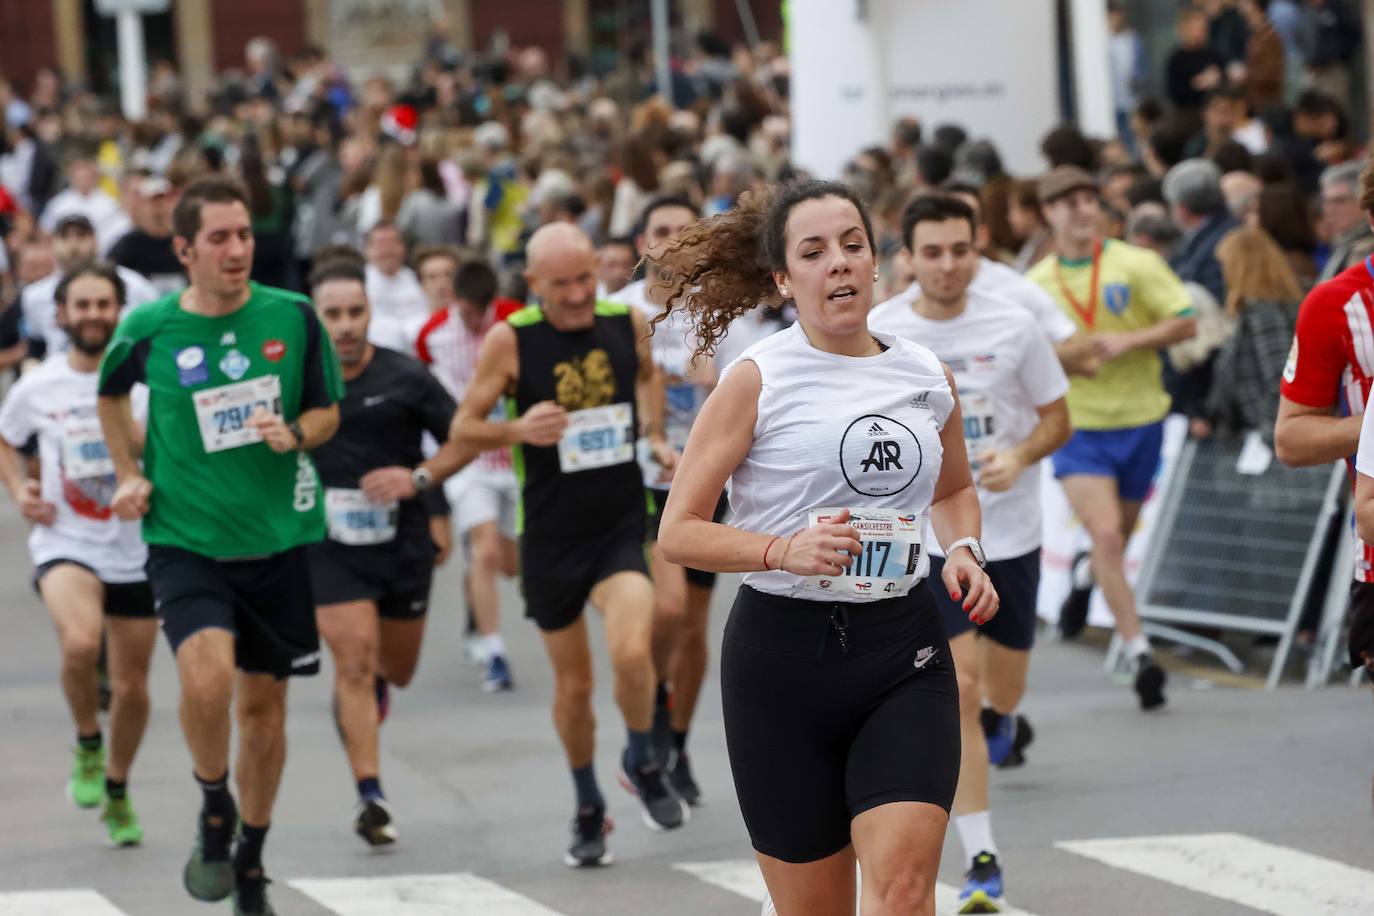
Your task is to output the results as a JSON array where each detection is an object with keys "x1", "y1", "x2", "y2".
[{"x1": 1028, "y1": 166, "x2": 1196, "y2": 711}]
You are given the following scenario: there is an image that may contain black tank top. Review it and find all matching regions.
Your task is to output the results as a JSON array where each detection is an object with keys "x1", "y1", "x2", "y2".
[{"x1": 508, "y1": 302, "x2": 645, "y2": 538}]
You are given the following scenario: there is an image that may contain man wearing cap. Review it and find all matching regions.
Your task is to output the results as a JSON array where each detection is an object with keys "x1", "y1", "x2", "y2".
[
  {"x1": 1028, "y1": 165, "x2": 1196, "y2": 712},
  {"x1": 22, "y1": 215, "x2": 159, "y2": 360},
  {"x1": 109, "y1": 174, "x2": 186, "y2": 295},
  {"x1": 39, "y1": 144, "x2": 131, "y2": 256}
]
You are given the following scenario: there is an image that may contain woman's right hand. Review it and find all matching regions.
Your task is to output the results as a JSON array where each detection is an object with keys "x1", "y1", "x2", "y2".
[{"x1": 780, "y1": 509, "x2": 862, "y2": 576}]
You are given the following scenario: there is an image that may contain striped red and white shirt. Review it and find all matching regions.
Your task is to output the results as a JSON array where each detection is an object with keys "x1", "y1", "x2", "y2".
[
  {"x1": 1281, "y1": 258, "x2": 1374, "y2": 582},
  {"x1": 416, "y1": 305, "x2": 512, "y2": 472}
]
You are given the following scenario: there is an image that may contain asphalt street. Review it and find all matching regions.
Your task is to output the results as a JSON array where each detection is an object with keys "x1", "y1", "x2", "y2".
[{"x1": 1, "y1": 509, "x2": 1372, "y2": 916}]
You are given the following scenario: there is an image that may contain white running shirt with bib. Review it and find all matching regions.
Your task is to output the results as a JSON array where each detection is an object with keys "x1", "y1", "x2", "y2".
[{"x1": 726, "y1": 324, "x2": 953, "y2": 602}]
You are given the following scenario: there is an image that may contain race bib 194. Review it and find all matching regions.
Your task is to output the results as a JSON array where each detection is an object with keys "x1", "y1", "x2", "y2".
[
  {"x1": 804, "y1": 507, "x2": 923, "y2": 599},
  {"x1": 61, "y1": 417, "x2": 114, "y2": 480},
  {"x1": 194, "y1": 376, "x2": 283, "y2": 454},
  {"x1": 325, "y1": 488, "x2": 399, "y2": 546},
  {"x1": 558, "y1": 403, "x2": 635, "y2": 473}
]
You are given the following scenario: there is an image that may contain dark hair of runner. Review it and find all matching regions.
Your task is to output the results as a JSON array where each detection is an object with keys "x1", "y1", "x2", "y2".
[
  {"x1": 172, "y1": 175, "x2": 252, "y2": 242},
  {"x1": 454, "y1": 261, "x2": 498, "y2": 307},
  {"x1": 637, "y1": 195, "x2": 700, "y2": 237},
  {"x1": 901, "y1": 193, "x2": 977, "y2": 251},
  {"x1": 308, "y1": 258, "x2": 366, "y2": 293},
  {"x1": 55, "y1": 261, "x2": 126, "y2": 307},
  {"x1": 650, "y1": 179, "x2": 875, "y2": 359},
  {"x1": 413, "y1": 244, "x2": 462, "y2": 272}
]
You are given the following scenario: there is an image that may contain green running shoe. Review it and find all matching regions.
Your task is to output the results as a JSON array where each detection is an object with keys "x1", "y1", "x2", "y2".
[
  {"x1": 183, "y1": 805, "x2": 238, "y2": 902},
  {"x1": 67, "y1": 745, "x2": 104, "y2": 808},
  {"x1": 102, "y1": 796, "x2": 144, "y2": 847}
]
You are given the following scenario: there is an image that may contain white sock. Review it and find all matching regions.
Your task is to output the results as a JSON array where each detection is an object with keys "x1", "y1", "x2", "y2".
[
  {"x1": 481, "y1": 633, "x2": 507, "y2": 659},
  {"x1": 955, "y1": 810, "x2": 997, "y2": 864},
  {"x1": 1125, "y1": 633, "x2": 1151, "y2": 659}
]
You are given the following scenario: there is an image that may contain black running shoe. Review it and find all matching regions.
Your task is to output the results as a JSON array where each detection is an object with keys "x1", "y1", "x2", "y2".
[
  {"x1": 667, "y1": 748, "x2": 703, "y2": 807},
  {"x1": 564, "y1": 806, "x2": 613, "y2": 868},
  {"x1": 232, "y1": 870, "x2": 276, "y2": 916},
  {"x1": 1133, "y1": 653, "x2": 1167, "y2": 711},
  {"x1": 353, "y1": 798, "x2": 397, "y2": 846},
  {"x1": 183, "y1": 804, "x2": 238, "y2": 902},
  {"x1": 617, "y1": 749, "x2": 688, "y2": 831},
  {"x1": 1058, "y1": 552, "x2": 1093, "y2": 639}
]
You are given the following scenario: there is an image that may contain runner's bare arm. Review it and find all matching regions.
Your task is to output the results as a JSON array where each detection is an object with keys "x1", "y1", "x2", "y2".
[
  {"x1": 97, "y1": 393, "x2": 143, "y2": 483},
  {"x1": 1053, "y1": 332, "x2": 1099, "y2": 376},
  {"x1": 423, "y1": 405, "x2": 481, "y2": 485},
  {"x1": 0, "y1": 435, "x2": 54, "y2": 526},
  {"x1": 930, "y1": 366, "x2": 997, "y2": 623},
  {"x1": 1357, "y1": 472, "x2": 1374, "y2": 544},
  {"x1": 1274, "y1": 396, "x2": 1363, "y2": 467},
  {"x1": 630, "y1": 307, "x2": 672, "y2": 466},
  {"x1": 296, "y1": 404, "x2": 340, "y2": 449},
  {"x1": 450, "y1": 322, "x2": 556, "y2": 462},
  {"x1": 980, "y1": 397, "x2": 1072, "y2": 494}
]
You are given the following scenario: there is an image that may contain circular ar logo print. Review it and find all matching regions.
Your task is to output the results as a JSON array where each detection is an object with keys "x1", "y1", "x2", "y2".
[{"x1": 840, "y1": 414, "x2": 922, "y2": 497}]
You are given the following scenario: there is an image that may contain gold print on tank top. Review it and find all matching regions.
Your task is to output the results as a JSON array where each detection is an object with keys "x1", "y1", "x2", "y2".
[{"x1": 553, "y1": 349, "x2": 617, "y2": 409}]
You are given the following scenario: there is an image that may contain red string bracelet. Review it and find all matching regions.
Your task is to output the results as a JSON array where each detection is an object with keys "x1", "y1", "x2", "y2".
[{"x1": 762, "y1": 536, "x2": 781, "y2": 570}]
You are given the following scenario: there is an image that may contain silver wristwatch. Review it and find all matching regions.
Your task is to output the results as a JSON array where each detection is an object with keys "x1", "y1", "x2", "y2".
[
  {"x1": 410, "y1": 466, "x2": 434, "y2": 493},
  {"x1": 947, "y1": 537, "x2": 987, "y2": 568}
]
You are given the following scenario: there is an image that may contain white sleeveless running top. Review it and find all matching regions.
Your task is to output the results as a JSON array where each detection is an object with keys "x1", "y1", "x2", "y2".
[{"x1": 727, "y1": 323, "x2": 954, "y2": 601}]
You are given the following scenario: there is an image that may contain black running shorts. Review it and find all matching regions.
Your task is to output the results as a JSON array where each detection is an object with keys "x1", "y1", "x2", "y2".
[
  {"x1": 520, "y1": 519, "x2": 649, "y2": 632},
  {"x1": 33, "y1": 559, "x2": 155, "y2": 619},
  {"x1": 146, "y1": 545, "x2": 320, "y2": 679},
  {"x1": 1348, "y1": 580, "x2": 1374, "y2": 670},
  {"x1": 307, "y1": 540, "x2": 435, "y2": 619},
  {"x1": 645, "y1": 488, "x2": 729, "y2": 588},
  {"x1": 929, "y1": 548, "x2": 1041, "y2": 651},
  {"x1": 721, "y1": 585, "x2": 960, "y2": 864}
]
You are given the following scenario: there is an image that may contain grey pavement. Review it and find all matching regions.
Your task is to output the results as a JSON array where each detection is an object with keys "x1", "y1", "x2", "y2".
[{"x1": 1, "y1": 509, "x2": 1372, "y2": 915}]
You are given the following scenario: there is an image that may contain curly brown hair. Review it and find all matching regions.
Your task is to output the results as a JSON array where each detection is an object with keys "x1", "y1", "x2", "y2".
[{"x1": 649, "y1": 180, "x2": 875, "y2": 359}]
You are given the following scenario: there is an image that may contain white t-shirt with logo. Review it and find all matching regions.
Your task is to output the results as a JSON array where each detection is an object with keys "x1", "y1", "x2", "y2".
[
  {"x1": 0, "y1": 356, "x2": 149, "y2": 581},
  {"x1": 869, "y1": 289, "x2": 1070, "y2": 561},
  {"x1": 727, "y1": 324, "x2": 954, "y2": 600}
]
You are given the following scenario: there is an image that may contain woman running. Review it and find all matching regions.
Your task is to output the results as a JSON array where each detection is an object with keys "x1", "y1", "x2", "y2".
[{"x1": 655, "y1": 180, "x2": 998, "y2": 916}]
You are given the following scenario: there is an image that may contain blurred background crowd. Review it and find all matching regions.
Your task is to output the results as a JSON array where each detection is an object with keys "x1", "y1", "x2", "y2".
[{"x1": 0, "y1": 0, "x2": 1367, "y2": 445}]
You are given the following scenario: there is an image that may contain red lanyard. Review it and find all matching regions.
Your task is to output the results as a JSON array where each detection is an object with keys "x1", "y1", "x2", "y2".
[{"x1": 1054, "y1": 242, "x2": 1103, "y2": 330}]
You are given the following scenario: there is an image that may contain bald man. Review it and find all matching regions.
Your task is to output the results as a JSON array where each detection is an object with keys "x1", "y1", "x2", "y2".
[{"x1": 451, "y1": 224, "x2": 684, "y2": 866}]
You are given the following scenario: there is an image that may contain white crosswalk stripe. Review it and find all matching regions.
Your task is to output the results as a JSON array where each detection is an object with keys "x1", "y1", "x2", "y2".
[
  {"x1": 674, "y1": 859, "x2": 1043, "y2": 916},
  {"x1": 0, "y1": 890, "x2": 131, "y2": 915},
  {"x1": 289, "y1": 872, "x2": 566, "y2": 915},
  {"x1": 1056, "y1": 832, "x2": 1374, "y2": 916}
]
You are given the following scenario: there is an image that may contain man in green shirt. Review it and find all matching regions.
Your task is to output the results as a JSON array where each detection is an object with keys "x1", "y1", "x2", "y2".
[{"x1": 97, "y1": 176, "x2": 343, "y2": 916}]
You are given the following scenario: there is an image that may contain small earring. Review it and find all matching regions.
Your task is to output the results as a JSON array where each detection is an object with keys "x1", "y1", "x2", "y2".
[
  {"x1": 780, "y1": 287, "x2": 790, "y2": 297},
  {"x1": 873, "y1": 271, "x2": 880, "y2": 282}
]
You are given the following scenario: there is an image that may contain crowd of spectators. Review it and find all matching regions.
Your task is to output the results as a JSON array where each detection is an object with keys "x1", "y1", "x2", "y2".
[{"x1": 0, "y1": 0, "x2": 1367, "y2": 453}]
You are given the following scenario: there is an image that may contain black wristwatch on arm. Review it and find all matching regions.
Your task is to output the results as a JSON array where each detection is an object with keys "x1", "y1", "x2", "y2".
[{"x1": 287, "y1": 420, "x2": 306, "y2": 450}]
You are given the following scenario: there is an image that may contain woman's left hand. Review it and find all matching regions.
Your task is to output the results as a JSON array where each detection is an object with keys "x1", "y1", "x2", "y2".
[{"x1": 941, "y1": 551, "x2": 1000, "y2": 625}]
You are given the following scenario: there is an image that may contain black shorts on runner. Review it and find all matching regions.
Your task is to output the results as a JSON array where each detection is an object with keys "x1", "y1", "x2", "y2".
[
  {"x1": 929, "y1": 548, "x2": 1041, "y2": 651},
  {"x1": 33, "y1": 559, "x2": 155, "y2": 619},
  {"x1": 1348, "y1": 580, "x2": 1374, "y2": 670},
  {"x1": 307, "y1": 541, "x2": 435, "y2": 619},
  {"x1": 645, "y1": 488, "x2": 730, "y2": 588},
  {"x1": 721, "y1": 585, "x2": 960, "y2": 864},
  {"x1": 520, "y1": 519, "x2": 649, "y2": 632},
  {"x1": 146, "y1": 544, "x2": 320, "y2": 679}
]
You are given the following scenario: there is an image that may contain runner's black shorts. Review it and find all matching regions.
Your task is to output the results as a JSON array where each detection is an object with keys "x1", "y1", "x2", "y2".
[
  {"x1": 307, "y1": 538, "x2": 435, "y2": 619},
  {"x1": 721, "y1": 584, "x2": 960, "y2": 863},
  {"x1": 146, "y1": 544, "x2": 320, "y2": 679},
  {"x1": 645, "y1": 488, "x2": 729, "y2": 588},
  {"x1": 33, "y1": 559, "x2": 155, "y2": 618},
  {"x1": 929, "y1": 548, "x2": 1040, "y2": 650},
  {"x1": 520, "y1": 519, "x2": 648, "y2": 632}
]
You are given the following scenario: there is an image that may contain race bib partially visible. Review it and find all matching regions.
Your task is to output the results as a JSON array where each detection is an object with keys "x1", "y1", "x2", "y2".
[
  {"x1": 558, "y1": 402, "x2": 635, "y2": 473},
  {"x1": 325, "y1": 488, "x2": 398, "y2": 546},
  {"x1": 194, "y1": 376, "x2": 283, "y2": 454},
  {"x1": 61, "y1": 417, "x2": 114, "y2": 480},
  {"x1": 960, "y1": 392, "x2": 1004, "y2": 470},
  {"x1": 804, "y1": 507, "x2": 924, "y2": 599},
  {"x1": 664, "y1": 382, "x2": 702, "y2": 452}
]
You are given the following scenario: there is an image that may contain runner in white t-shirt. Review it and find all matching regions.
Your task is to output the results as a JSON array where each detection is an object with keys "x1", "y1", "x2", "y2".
[
  {"x1": 0, "y1": 264, "x2": 155, "y2": 849},
  {"x1": 609, "y1": 196, "x2": 719, "y2": 805},
  {"x1": 870, "y1": 193, "x2": 1070, "y2": 914}
]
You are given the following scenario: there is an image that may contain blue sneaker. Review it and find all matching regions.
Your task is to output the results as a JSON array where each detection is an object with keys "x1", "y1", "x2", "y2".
[
  {"x1": 981, "y1": 709, "x2": 1033, "y2": 768},
  {"x1": 482, "y1": 655, "x2": 514, "y2": 693},
  {"x1": 958, "y1": 852, "x2": 1005, "y2": 914}
]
